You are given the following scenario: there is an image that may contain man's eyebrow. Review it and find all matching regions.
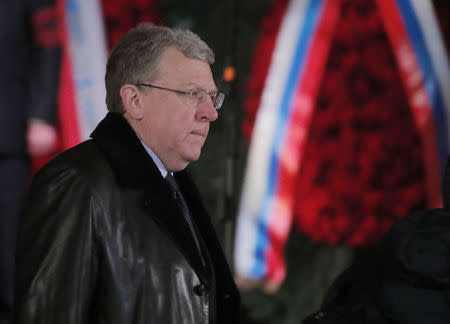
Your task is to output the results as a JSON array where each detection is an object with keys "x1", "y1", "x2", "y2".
[{"x1": 185, "y1": 82, "x2": 218, "y2": 92}]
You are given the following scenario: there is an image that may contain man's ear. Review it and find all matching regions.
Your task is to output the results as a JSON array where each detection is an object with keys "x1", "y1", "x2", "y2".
[{"x1": 120, "y1": 84, "x2": 143, "y2": 120}]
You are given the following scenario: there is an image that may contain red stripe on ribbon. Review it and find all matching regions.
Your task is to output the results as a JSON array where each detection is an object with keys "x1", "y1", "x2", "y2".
[
  {"x1": 57, "y1": 0, "x2": 82, "y2": 149},
  {"x1": 376, "y1": 0, "x2": 442, "y2": 208}
]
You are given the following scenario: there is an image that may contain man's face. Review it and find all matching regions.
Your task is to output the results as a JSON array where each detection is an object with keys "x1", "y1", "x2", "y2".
[{"x1": 134, "y1": 46, "x2": 218, "y2": 172}]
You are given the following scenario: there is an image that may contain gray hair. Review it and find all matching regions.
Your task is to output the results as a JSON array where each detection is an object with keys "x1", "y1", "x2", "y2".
[{"x1": 105, "y1": 23, "x2": 215, "y2": 114}]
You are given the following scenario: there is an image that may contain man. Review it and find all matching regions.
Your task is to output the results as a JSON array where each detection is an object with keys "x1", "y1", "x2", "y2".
[
  {"x1": 15, "y1": 24, "x2": 240, "y2": 324},
  {"x1": 0, "y1": 1, "x2": 60, "y2": 324}
]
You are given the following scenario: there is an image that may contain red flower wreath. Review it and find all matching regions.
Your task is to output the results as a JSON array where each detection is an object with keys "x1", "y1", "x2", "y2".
[{"x1": 244, "y1": 0, "x2": 428, "y2": 246}]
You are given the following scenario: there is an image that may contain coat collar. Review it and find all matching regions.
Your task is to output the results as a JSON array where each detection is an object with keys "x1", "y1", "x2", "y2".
[
  {"x1": 90, "y1": 112, "x2": 164, "y2": 189},
  {"x1": 90, "y1": 113, "x2": 239, "y2": 301},
  {"x1": 90, "y1": 113, "x2": 209, "y2": 280}
]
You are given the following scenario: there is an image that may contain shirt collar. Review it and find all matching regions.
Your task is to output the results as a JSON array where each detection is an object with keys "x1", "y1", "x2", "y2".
[{"x1": 140, "y1": 141, "x2": 169, "y2": 178}]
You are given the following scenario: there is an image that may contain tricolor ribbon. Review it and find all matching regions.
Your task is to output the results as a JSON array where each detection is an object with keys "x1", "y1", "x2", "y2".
[{"x1": 234, "y1": 0, "x2": 340, "y2": 288}]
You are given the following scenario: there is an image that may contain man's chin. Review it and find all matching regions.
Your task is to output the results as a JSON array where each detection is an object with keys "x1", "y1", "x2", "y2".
[
  {"x1": 188, "y1": 151, "x2": 201, "y2": 162},
  {"x1": 185, "y1": 148, "x2": 202, "y2": 162}
]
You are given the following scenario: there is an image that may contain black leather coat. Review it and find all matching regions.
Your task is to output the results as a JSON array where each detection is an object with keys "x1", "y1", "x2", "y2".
[{"x1": 15, "y1": 113, "x2": 240, "y2": 323}]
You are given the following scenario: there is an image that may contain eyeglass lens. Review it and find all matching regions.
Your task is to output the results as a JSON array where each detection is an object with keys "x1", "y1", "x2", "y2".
[{"x1": 196, "y1": 90, "x2": 224, "y2": 109}]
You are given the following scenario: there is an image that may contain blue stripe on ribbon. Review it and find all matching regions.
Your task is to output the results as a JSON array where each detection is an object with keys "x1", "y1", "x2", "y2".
[
  {"x1": 396, "y1": 0, "x2": 449, "y2": 173},
  {"x1": 251, "y1": 0, "x2": 324, "y2": 277}
]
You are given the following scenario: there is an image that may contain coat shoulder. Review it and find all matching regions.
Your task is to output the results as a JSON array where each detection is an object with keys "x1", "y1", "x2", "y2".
[{"x1": 34, "y1": 139, "x2": 115, "y2": 194}]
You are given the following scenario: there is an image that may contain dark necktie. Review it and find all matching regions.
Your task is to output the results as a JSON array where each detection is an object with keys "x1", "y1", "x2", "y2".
[{"x1": 164, "y1": 173, "x2": 205, "y2": 267}]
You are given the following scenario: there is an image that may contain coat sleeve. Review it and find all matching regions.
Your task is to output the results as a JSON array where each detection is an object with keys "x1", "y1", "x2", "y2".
[
  {"x1": 15, "y1": 162, "x2": 100, "y2": 324},
  {"x1": 26, "y1": 0, "x2": 61, "y2": 125}
]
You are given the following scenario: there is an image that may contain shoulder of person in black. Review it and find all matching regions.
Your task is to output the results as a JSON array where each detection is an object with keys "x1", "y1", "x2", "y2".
[{"x1": 303, "y1": 157, "x2": 450, "y2": 324}]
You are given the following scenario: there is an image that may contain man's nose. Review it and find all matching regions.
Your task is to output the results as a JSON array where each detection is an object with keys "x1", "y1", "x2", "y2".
[{"x1": 196, "y1": 97, "x2": 218, "y2": 121}]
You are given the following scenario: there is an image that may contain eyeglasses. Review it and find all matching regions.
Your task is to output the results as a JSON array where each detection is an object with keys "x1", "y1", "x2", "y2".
[{"x1": 136, "y1": 83, "x2": 225, "y2": 109}]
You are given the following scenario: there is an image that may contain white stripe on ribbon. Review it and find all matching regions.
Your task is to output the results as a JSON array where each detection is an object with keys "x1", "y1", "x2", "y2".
[
  {"x1": 66, "y1": 0, "x2": 108, "y2": 140},
  {"x1": 409, "y1": 0, "x2": 450, "y2": 151},
  {"x1": 234, "y1": 0, "x2": 311, "y2": 278}
]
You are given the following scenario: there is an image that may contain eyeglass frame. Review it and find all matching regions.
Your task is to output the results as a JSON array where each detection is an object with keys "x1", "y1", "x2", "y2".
[{"x1": 135, "y1": 83, "x2": 225, "y2": 109}]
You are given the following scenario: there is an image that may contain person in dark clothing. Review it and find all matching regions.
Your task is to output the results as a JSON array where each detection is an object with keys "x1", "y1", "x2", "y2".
[
  {"x1": 0, "y1": 1, "x2": 60, "y2": 324},
  {"x1": 303, "y1": 157, "x2": 450, "y2": 324},
  {"x1": 14, "y1": 24, "x2": 240, "y2": 324}
]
